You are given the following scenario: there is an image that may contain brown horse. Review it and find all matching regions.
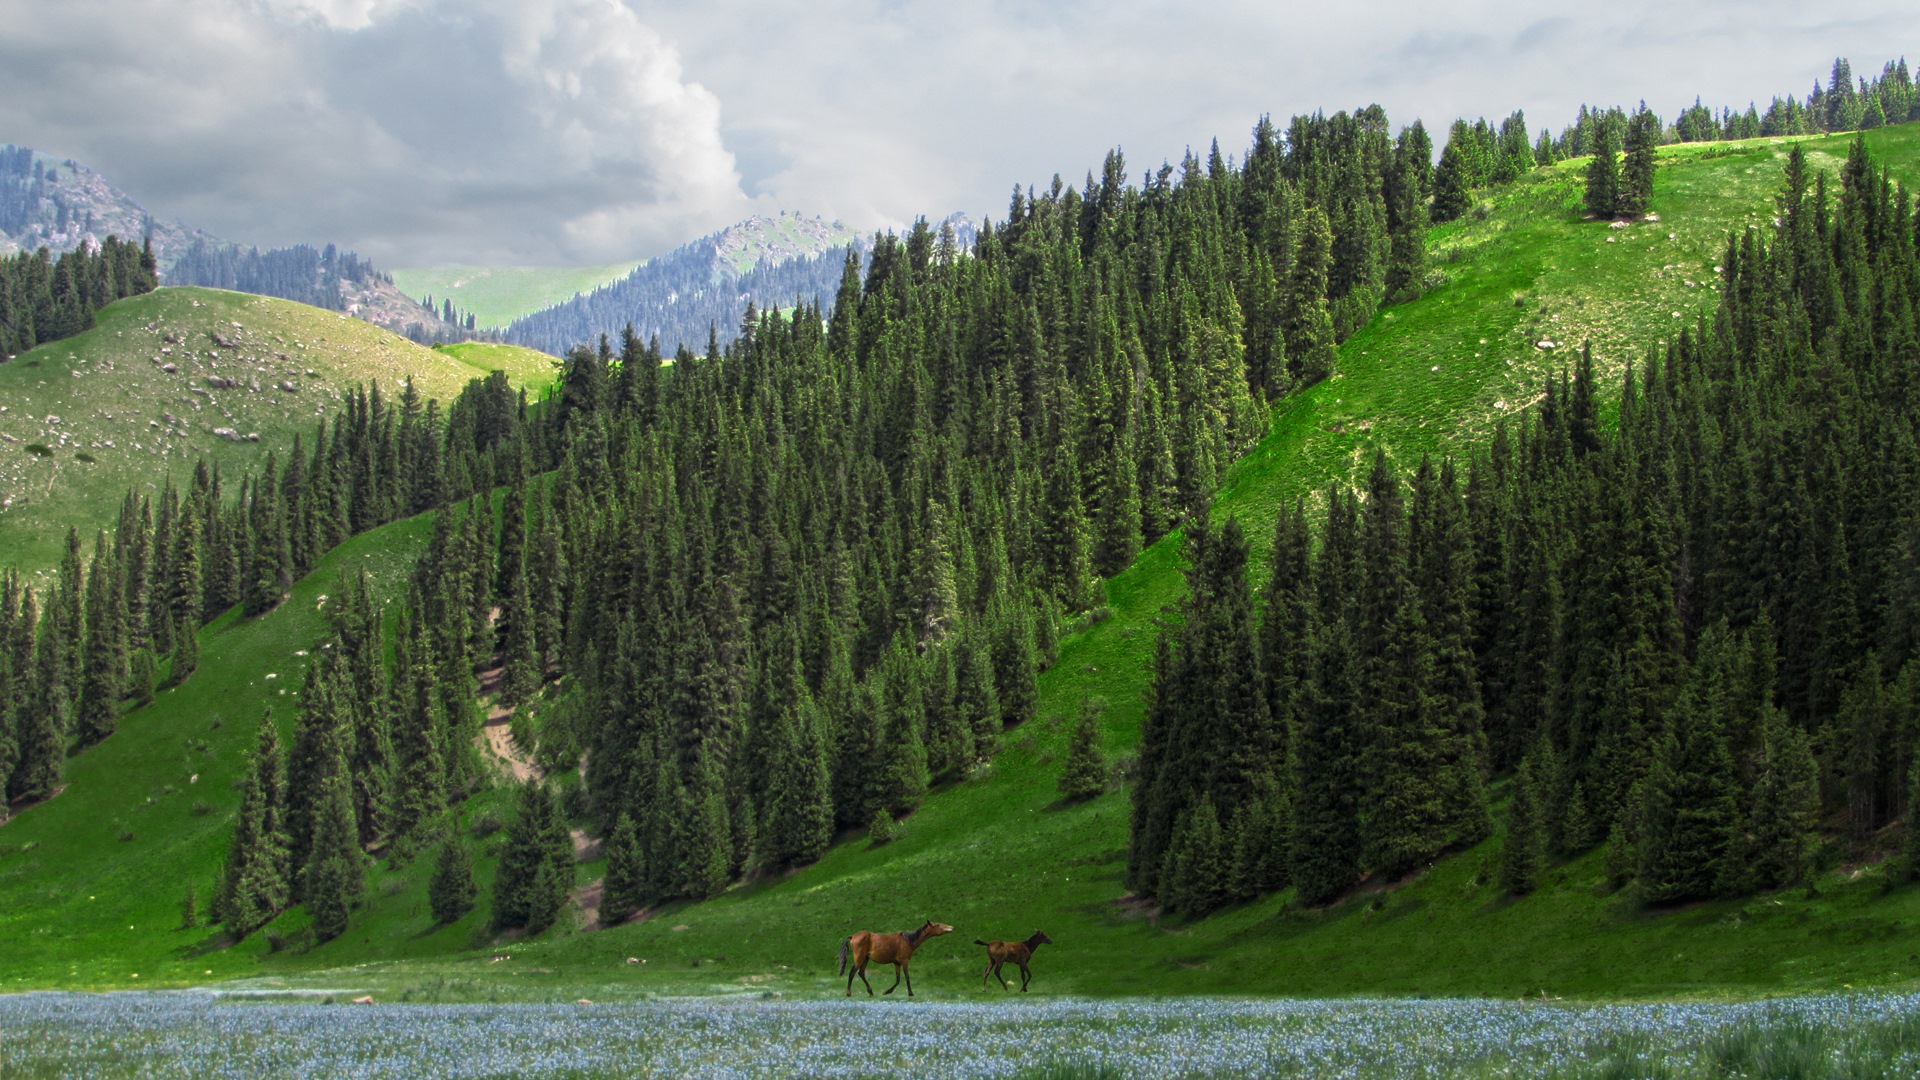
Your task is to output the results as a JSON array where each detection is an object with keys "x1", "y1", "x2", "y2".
[
  {"x1": 975, "y1": 931, "x2": 1052, "y2": 991},
  {"x1": 838, "y1": 920, "x2": 953, "y2": 997}
]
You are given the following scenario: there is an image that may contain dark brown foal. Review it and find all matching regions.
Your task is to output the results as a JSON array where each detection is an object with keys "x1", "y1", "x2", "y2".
[{"x1": 975, "y1": 930, "x2": 1052, "y2": 991}]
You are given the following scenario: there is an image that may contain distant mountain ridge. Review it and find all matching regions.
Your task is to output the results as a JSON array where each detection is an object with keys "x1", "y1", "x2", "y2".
[
  {"x1": 0, "y1": 143, "x2": 468, "y2": 345},
  {"x1": 503, "y1": 212, "x2": 975, "y2": 358}
]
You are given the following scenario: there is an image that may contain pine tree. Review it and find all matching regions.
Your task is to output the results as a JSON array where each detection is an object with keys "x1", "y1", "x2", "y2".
[
  {"x1": 493, "y1": 780, "x2": 572, "y2": 930},
  {"x1": 1291, "y1": 490, "x2": 1364, "y2": 906},
  {"x1": 180, "y1": 883, "x2": 198, "y2": 930},
  {"x1": 1058, "y1": 696, "x2": 1109, "y2": 801},
  {"x1": 428, "y1": 829, "x2": 478, "y2": 925},
  {"x1": 10, "y1": 661, "x2": 67, "y2": 804},
  {"x1": 1283, "y1": 206, "x2": 1339, "y2": 383},
  {"x1": 166, "y1": 611, "x2": 197, "y2": 687},
  {"x1": 1617, "y1": 108, "x2": 1659, "y2": 217},
  {"x1": 1636, "y1": 632, "x2": 1743, "y2": 904},
  {"x1": 76, "y1": 533, "x2": 125, "y2": 747},
  {"x1": 129, "y1": 646, "x2": 156, "y2": 709},
  {"x1": 1499, "y1": 743, "x2": 1546, "y2": 895},
  {"x1": 1584, "y1": 115, "x2": 1621, "y2": 220},
  {"x1": 599, "y1": 812, "x2": 646, "y2": 925},
  {"x1": 1747, "y1": 709, "x2": 1820, "y2": 890},
  {"x1": 217, "y1": 711, "x2": 291, "y2": 938},
  {"x1": 304, "y1": 743, "x2": 364, "y2": 943},
  {"x1": 764, "y1": 695, "x2": 834, "y2": 870},
  {"x1": 1160, "y1": 792, "x2": 1226, "y2": 916}
]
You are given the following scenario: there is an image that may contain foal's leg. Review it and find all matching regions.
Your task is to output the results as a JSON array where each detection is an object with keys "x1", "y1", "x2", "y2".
[
  {"x1": 1019, "y1": 961, "x2": 1032, "y2": 991},
  {"x1": 982, "y1": 958, "x2": 994, "y2": 990},
  {"x1": 883, "y1": 963, "x2": 902, "y2": 995},
  {"x1": 994, "y1": 960, "x2": 1011, "y2": 990}
]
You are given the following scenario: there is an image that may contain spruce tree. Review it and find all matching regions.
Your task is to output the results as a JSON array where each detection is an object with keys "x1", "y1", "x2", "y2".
[
  {"x1": 129, "y1": 646, "x2": 156, "y2": 708},
  {"x1": 1618, "y1": 108, "x2": 1659, "y2": 217},
  {"x1": 1291, "y1": 491, "x2": 1364, "y2": 906},
  {"x1": 1584, "y1": 115, "x2": 1621, "y2": 219},
  {"x1": 1499, "y1": 745, "x2": 1546, "y2": 896},
  {"x1": 1747, "y1": 709, "x2": 1820, "y2": 890},
  {"x1": 428, "y1": 829, "x2": 478, "y2": 925},
  {"x1": 1058, "y1": 696, "x2": 1109, "y2": 801},
  {"x1": 76, "y1": 533, "x2": 126, "y2": 747},
  {"x1": 493, "y1": 780, "x2": 572, "y2": 930},
  {"x1": 764, "y1": 695, "x2": 834, "y2": 870},
  {"x1": 1160, "y1": 793, "x2": 1226, "y2": 916},
  {"x1": 599, "y1": 812, "x2": 646, "y2": 925},
  {"x1": 10, "y1": 669, "x2": 67, "y2": 804},
  {"x1": 166, "y1": 612, "x2": 197, "y2": 687},
  {"x1": 304, "y1": 745, "x2": 364, "y2": 943},
  {"x1": 218, "y1": 711, "x2": 291, "y2": 938}
]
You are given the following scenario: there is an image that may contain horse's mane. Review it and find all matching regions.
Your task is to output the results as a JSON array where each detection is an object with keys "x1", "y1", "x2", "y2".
[{"x1": 902, "y1": 922, "x2": 928, "y2": 945}]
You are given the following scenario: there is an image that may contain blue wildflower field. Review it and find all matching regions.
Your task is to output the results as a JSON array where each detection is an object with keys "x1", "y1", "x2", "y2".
[{"x1": 2, "y1": 990, "x2": 1917, "y2": 1078}]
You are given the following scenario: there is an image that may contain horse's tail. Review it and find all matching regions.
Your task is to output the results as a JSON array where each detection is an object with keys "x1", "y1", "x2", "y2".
[
  {"x1": 973, "y1": 939, "x2": 990, "y2": 947},
  {"x1": 838, "y1": 937, "x2": 850, "y2": 976}
]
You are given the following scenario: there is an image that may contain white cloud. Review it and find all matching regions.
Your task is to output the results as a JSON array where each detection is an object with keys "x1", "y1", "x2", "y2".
[{"x1": 0, "y1": 0, "x2": 746, "y2": 264}]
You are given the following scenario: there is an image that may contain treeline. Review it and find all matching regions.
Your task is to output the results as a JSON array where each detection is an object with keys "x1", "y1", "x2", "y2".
[
  {"x1": 166, "y1": 240, "x2": 383, "y2": 312},
  {"x1": 1673, "y1": 58, "x2": 1920, "y2": 143},
  {"x1": 1429, "y1": 56, "x2": 1919, "y2": 226},
  {"x1": 0, "y1": 371, "x2": 531, "y2": 817},
  {"x1": 1131, "y1": 139, "x2": 1920, "y2": 914},
  {"x1": 503, "y1": 236, "x2": 864, "y2": 359},
  {"x1": 0, "y1": 237, "x2": 157, "y2": 357}
]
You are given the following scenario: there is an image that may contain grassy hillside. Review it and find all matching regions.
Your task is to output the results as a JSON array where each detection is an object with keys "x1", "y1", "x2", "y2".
[
  {"x1": 391, "y1": 263, "x2": 642, "y2": 330},
  {"x1": 0, "y1": 287, "x2": 556, "y2": 579},
  {"x1": 7, "y1": 128, "x2": 1920, "y2": 1001}
]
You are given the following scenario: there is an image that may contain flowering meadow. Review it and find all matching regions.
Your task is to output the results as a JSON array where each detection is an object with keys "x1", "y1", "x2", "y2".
[{"x1": 2, "y1": 990, "x2": 1918, "y2": 1078}]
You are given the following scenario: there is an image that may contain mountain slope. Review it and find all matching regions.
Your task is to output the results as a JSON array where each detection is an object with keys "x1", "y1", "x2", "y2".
[
  {"x1": 6, "y1": 127, "x2": 1920, "y2": 998},
  {"x1": 0, "y1": 286, "x2": 554, "y2": 578},
  {"x1": 500, "y1": 214, "x2": 880, "y2": 357}
]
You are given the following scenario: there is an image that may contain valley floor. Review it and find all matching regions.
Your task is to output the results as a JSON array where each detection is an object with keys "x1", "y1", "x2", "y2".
[{"x1": 3, "y1": 989, "x2": 1918, "y2": 1078}]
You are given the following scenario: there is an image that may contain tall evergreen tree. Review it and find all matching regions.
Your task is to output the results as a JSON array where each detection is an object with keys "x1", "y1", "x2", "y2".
[
  {"x1": 216, "y1": 711, "x2": 291, "y2": 937},
  {"x1": 428, "y1": 828, "x2": 478, "y2": 925}
]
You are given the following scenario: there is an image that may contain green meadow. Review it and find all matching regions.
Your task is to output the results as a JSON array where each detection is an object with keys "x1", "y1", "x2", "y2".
[{"x1": 0, "y1": 287, "x2": 555, "y2": 579}]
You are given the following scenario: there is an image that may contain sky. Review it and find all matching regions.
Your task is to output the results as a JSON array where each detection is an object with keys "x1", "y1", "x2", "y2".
[{"x1": 0, "y1": 1, "x2": 1911, "y2": 268}]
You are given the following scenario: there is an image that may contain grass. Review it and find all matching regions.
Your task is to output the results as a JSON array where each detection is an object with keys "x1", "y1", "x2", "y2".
[
  {"x1": 5, "y1": 129, "x2": 1920, "y2": 1004},
  {"x1": 0, "y1": 287, "x2": 557, "y2": 578},
  {"x1": 389, "y1": 262, "x2": 643, "y2": 329}
]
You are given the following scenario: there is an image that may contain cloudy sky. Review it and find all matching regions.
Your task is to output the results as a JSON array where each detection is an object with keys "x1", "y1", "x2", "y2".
[{"x1": 0, "y1": 1, "x2": 1910, "y2": 267}]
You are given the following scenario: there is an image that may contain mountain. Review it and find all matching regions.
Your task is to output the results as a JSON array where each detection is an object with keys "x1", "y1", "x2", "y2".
[
  {"x1": 499, "y1": 212, "x2": 974, "y2": 358},
  {"x1": 0, "y1": 146, "x2": 212, "y2": 263},
  {"x1": 0, "y1": 144, "x2": 473, "y2": 346}
]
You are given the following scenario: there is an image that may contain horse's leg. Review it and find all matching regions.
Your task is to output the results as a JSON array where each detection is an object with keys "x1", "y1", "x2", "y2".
[
  {"x1": 883, "y1": 962, "x2": 902, "y2": 995},
  {"x1": 981, "y1": 958, "x2": 994, "y2": 990},
  {"x1": 1019, "y1": 962, "x2": 1032, "y2": 991},
  {"x1": 858, "y1": 960, "x2": 875, "y2": 996},
  {"x1": 995, "y1": 961, "x2": 1011, "y2": 991},
  {"x1": 846, "y1": 962, "x2": 857, "y2": 997},
  {"x1": 904, "y1": 961, "x2": 914, "y2": 998}
]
